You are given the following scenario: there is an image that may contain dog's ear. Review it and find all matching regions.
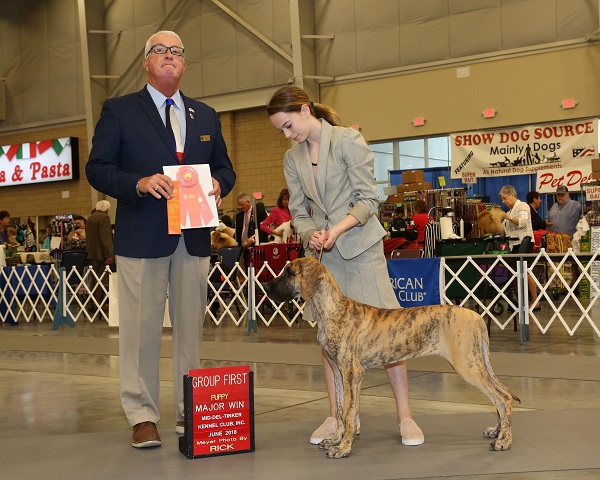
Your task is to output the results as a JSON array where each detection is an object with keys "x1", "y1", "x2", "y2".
[{"x1": 299, "y1": 258, "x2": 324, "y2": 300}]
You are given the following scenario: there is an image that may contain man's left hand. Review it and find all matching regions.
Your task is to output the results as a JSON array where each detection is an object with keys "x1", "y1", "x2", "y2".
[{"x1": 209, "y1": 177, "x2": 222, "y2": 207}]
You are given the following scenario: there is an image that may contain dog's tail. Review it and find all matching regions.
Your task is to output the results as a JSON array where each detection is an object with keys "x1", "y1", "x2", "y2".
[{"x1": 481, "y1": 333, "x2": 521, "y2": 404}]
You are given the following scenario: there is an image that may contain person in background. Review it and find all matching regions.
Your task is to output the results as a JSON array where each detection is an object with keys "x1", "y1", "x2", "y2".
[
  {"x1": 235, "y1": 193, "x2": 268, "y2": 247},
  {"x1": 411, "y1": 200, "x2": 430, "y2": 247},
  {"x1": 260, "y1": 188, "x2": 292, "y2": 239},
  {"x1": 42, "y1": 225, "x2": 52, "y2": 250},
  {"x1": 73, "y1": 215, "x2": 87, "y2": 230},
  {"x1": 267, "y1": 85, "x2": 424, "y2": 448},
  {"x1": 526, "y1": 191, "x2": 551, "y2": 231},
  {"x1": 85, "y1": 200, "x2": 114, "y2": 309},
  {"x1": 499, "y1": 185, "x2": 539, "y2": 310},
  {"x1": 85, "y1": 30, "x2": 235, "y2": 449},
  {"x1": 0, "y1": 211, "x2": 11, "y2": 245},
  {"x1": 547, "y1": 186, "x2": 581, "y2": 238},
  {"x1": 389, "y1": 205, "x2": 417, "y2": 241}
]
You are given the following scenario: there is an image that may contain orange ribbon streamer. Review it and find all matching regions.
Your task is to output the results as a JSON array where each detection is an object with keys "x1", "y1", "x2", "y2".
[{"x1": 167, "y1": 181, "x2": 181, "y2": 235}]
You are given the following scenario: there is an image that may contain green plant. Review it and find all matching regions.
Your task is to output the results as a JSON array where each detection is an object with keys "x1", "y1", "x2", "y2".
[{"x1": 4, "y1": 245, "x2": 19, "y2": 258}]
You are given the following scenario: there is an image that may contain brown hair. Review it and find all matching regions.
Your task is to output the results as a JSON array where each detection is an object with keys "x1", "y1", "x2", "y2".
[
  {"x1": 414, "y1": 200, "x2": 428, "y2": 214},
  {"x1": 276, "y1": 188, "x2": 290, "y2": 209},
  {"x1": 266, "y1": 86, "x2": 342, "y2": 127}
]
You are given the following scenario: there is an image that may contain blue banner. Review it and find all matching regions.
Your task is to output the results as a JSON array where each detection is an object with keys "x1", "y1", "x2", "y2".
[{"x1": 387, "y1": 258, "x2": 441, "y2": 307}]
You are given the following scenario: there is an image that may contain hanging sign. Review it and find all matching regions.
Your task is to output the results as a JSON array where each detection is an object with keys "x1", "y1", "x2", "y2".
[
  {"x1": 0, "y1": 137, "x2": 79, "y2": 187},
  {"x1": 179, "y1": 365, "x2": 255, "y2": 459},
  {"x1": 584, "y1": 185, "x2": 600, "y2": 201},
  {"x1": 535, "y1": 164, "x2": 597, "y2": 193},
  {"x1": 461, "y1": 171, "x2": 477, "y2": 184},
  {"x1": 387, "y1": 258, "x2": 441, "y2": 307},
  {"x1": 450, "y1": 119, "x2": 597, "y2": 179}
]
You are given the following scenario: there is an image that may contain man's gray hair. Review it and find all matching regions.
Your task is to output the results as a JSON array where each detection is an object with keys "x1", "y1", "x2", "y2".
[
  {"x1": 96, "y1": 200, "x2": 111, "y2": 212},
  {"x1": 144, "y1": 30, "x2": 184, "y2": 58}
]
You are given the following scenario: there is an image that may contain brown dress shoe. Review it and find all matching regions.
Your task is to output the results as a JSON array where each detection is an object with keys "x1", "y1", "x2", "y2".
[{"x1": 131, "y1": 421, "x2": 161, "y2": 448}]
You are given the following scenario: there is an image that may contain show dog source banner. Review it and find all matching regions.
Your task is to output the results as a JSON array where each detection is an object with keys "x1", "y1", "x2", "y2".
[
  {"x1": 387, "y1": 258, "x2": 441, "y2": 307},
  {"x1": 180, "y1": 365, "x2": 255, "y2": 459},
  {"x1": 451, "y1": 119, "x2": 598, "y2": 181},
  {"x1": 0, "y1": 137, "x2": 79, "y2": 187}
]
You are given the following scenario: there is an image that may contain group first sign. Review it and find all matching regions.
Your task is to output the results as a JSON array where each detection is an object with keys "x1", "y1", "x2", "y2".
[
  {"x1": 179, "y1": 365, "x2": 255, "y2": 459},
  {"x1": 0, "y1": 137, "x2": 79, "y2": 187}
]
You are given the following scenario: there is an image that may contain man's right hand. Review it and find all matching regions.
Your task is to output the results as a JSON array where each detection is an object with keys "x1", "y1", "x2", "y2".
[{"x1": 138, "y1": 174, "x2": 174, "y2": 199}]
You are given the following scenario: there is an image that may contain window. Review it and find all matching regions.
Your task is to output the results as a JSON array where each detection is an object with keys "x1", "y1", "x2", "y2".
[
  {"x1": 427, "y1": 137, "x2": 450, "y2": 168},
  {"x1": 398, "y1": 139, "x2": 424, "y2": 170},
  {"x1": 372, "y1": 143, "x2": 394, "y2": 200},
  {"x1": 370, "y1": 136, "x2": 451, "y2": 200}
]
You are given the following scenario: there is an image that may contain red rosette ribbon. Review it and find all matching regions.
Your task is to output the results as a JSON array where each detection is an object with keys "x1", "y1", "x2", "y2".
[
  {"x1": 176, "y1": 166, "x2": 198, "y2": 188},
  {"x1": 175, "y1": 166, "x2": 214, "y2": 227}
]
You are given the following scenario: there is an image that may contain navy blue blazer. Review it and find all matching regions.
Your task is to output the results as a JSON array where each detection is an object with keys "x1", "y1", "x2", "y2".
[{"x1": 86, "y1": 86, "x2": 236, "y2": 258}]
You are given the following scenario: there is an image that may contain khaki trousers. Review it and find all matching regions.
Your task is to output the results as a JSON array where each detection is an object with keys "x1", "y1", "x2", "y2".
[{"x1": 117, "y1": 237, "x2": 209, "y2": 427}]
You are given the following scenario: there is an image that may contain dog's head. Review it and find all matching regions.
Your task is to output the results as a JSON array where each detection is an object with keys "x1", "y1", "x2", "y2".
[
  {"x1": 477, "y1": 207, "x2": 504, "y2": 235},
  {"x1": 211, "y1": 230, "x2": 237, "y2": 250},
  {"x1": 264, "y1": 257, "x2": 325, "y2": 303}
]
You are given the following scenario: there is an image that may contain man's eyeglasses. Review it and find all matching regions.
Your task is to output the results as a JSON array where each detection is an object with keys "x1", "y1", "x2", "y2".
[{"x1": 146, "y1": 44, "x2": 184, "y2": 57}]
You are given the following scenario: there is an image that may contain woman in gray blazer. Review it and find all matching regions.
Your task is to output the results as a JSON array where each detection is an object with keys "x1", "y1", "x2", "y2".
[{"x1": 267, "y1": 86, "x2": 424, "y2": 447}]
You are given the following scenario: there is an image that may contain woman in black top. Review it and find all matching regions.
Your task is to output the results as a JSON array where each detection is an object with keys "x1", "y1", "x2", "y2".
[{"x1": 526, "y1": 191, "x2": 552, "y2": 231}]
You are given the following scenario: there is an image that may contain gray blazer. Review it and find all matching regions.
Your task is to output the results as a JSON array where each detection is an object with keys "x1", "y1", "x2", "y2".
[{"x1": 283, "y1": 120, "x2": 385, "y2": 260}]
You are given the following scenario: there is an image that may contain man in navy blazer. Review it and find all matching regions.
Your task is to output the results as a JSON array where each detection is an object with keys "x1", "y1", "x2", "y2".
[{"x1": 86, "y1": 30, "x2": 235, "y2": 449}]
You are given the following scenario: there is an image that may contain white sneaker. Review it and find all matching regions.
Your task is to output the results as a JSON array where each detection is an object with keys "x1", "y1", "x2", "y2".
[
  {"x1": 400, "y1": 418, "x2": 424, "y2": 446},
  {"x1": 175, "y1": 421, "x2": 184, "y2": 435},
  {"x1": 309, "y1": 416, "x2": 337, "y2": 445}
]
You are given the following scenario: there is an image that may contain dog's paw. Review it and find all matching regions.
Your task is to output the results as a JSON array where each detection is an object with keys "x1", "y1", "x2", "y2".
[
  {"x1": 490, "y1": 437, "x2": 512, "y2": 451},
  {"x1": 483, "y1": 426, "x2": 500, "y2": 438},
  {"x1": 325, "y1": 444, "x2": 351, "y2": 459},
  {"x1": 319, "y1": 439, "x2": 331, "y2": 450},
  {"x1": 319, "y1": 432, "x2": 342, "y2": 449}
]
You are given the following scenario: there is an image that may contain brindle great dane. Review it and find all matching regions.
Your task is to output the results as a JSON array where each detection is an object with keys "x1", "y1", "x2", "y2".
[{"x1": 264, "y1": 257, "x2": 519, "y2": 458}]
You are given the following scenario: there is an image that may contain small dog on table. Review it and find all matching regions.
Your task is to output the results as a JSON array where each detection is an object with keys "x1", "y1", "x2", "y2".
[
  {"x1": 264, "y1": 257, "x2": 519, "y2": 458},
  {"x1": 269, "y1": 220, "x2": 295, "y2": 243},
  {"x1": 477, "y1": 207, "x2": 504, "y2": 235}
]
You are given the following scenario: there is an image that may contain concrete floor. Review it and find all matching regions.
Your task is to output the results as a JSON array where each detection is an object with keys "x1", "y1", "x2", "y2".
[{"x1": 1, "y1": 302, "x2": 599, "y2": 479}]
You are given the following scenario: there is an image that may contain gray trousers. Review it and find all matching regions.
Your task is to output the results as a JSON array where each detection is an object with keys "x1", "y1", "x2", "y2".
[{"x1": 117, "y1": 237, "x2": 209, "y2": 427}]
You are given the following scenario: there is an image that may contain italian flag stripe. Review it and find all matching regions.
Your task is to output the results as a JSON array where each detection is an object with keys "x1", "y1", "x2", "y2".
[
  {"x1": 6, "y1": 144, "x2": 19, "y2": 160},
  {"x1": 38, "y1": 140, "x2": 54, "y2": 154}
]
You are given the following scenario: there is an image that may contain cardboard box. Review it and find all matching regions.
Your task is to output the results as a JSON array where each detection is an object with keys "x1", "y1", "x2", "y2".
[
  {"x1": 591, "y1": 170, "x2": 600, "y2": 180},
  {"x1": 591, "y1": 157, "x2": 600, "y2": 172},
  {"x1": 402, "y1": 170, "x2": 425, "y2": 184},
  {"x1": 396, "y1": 181, "x2": 432, "y2": 193},
  {"x1": 386, "y1": 193, "x2": 404, "y2": 205},
  {"x1": 403, "y1": 182, "x2": 433, "y2": 192}
]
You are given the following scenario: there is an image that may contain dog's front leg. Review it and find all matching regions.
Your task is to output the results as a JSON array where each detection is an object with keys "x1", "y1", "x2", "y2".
[
  {"x1": 319, "y1": 356, "x2": 345, "y2": 451},
  {"x1": 323, "y1": 360, "x2": 364, "y2": 459}
]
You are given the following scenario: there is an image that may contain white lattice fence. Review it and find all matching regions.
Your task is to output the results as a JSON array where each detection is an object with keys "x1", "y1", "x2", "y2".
[{"x1": 2, "y1": 250, "x2": 599, "y2": 338}]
